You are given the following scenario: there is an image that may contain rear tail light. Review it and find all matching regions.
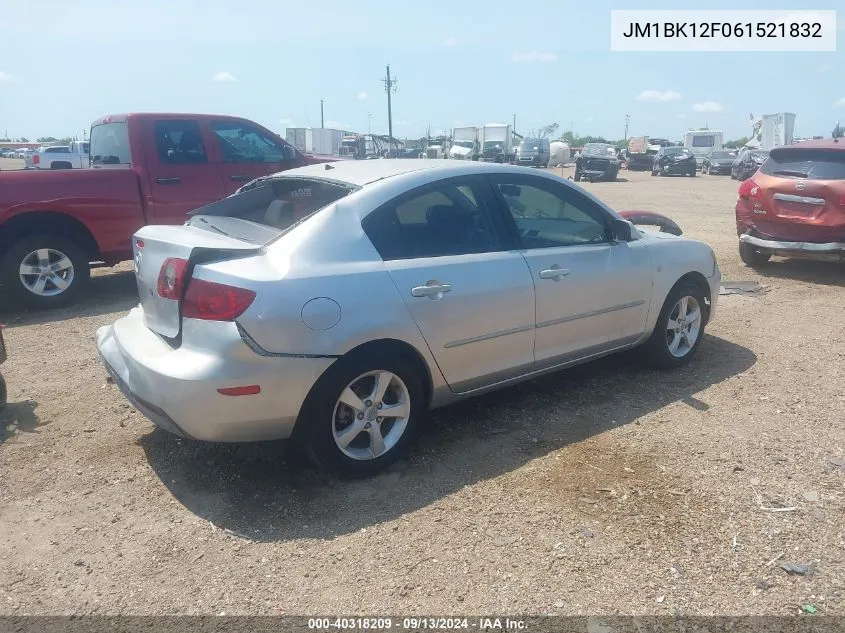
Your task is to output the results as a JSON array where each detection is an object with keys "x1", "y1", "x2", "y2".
[
  {"x1": 32, "y1": 154, "x2": 40, "y2": 165},
  {"x1": 738, "y1": 179, "x2": 761, "y2": 199},
  {"x1": 182, "y1": 279, "x2": 256, "y2": 321},
  {"x1": 156, "y1": 257, "x2": 189, "y2": 300}
]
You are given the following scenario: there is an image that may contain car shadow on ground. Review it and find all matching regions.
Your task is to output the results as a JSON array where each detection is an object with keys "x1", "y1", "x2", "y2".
[
  {"x1": 751, "y1": 259, "x2": 845, "y2": 288},
  {"x1": 0, "y1": 399, "x2": 42, "y2": 443},
  {"x1": 0, "y1": 270, "x2": 138, "y2": 327},
  {"x1": 139, "y1": 334, "x2": 756, "y2": 542}
]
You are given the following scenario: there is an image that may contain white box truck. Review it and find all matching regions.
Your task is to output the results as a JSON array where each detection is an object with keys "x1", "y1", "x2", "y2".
[
  {"x1": 480, "y1": 123, "x2": 513, "y2": 163},
  {"x1": 760, "y1": 113, "x2": 796, "y2": 151},
  {"x1": 449, "y1": 126, "x2": 480, "y2": 160}
]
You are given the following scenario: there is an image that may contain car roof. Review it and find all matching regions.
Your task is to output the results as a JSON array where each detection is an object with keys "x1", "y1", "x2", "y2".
[
  {"x1": 779, "y1": 139, "x2": 845, "y2": 151},
  {"x1": 268, "y1": 159, "x2": 521, "y2": 187}
]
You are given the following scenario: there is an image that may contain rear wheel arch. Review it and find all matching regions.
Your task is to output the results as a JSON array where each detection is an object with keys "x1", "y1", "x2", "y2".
[
  {"x1": 0, "y1": 211, "x2": 100, "y2": 260},
  {"x1": 293, "y1": 338, "x2": 435, "y2": 437}
]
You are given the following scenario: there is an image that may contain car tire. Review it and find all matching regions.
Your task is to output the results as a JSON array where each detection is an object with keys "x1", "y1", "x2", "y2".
[
  {"x1": 651, "y1": 168, "x2": 658, "y2": 176},
  {"x1": 0, "y1": 234, "x2": 90, "y2": 309},
  {"x1": 0, "y1": 371, "x2": 6, "y2": 411},
  {"x1": 689, "y1": 168, "x2": 696, "y2": 177},
  {"x1": 640, "y1": 282, "x2": 708, "y2": 369},
  {"x1": 738, "y1": 241, "x2": 772, "y2": 267},
  {"x1": 297, "y1": 349, "x2": 425, "y2": 477},
  {"x1": 574, "y1": 168, "x2": 582, "y2": 182}
]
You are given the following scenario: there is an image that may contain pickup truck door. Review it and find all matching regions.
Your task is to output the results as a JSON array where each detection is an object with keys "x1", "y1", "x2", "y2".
[
  {"x1": 206, "y1": 118, "x2": 302, "y2": 195},
  {"x1": 141, "y1": 118, "x2": 227, "y2": 225}
]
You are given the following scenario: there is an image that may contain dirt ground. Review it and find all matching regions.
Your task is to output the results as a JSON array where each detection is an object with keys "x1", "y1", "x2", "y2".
[
  {"x1": 0, "y1": 157, "x2": 26, "y2": 170},
  {"x1": 1, "y1": 167, "x2": 844, "y2": 617}
]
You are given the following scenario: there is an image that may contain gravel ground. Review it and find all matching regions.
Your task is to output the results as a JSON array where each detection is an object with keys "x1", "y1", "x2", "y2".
[{"x1": 1, "y1": 167, "x2": 844, "y2": 616}]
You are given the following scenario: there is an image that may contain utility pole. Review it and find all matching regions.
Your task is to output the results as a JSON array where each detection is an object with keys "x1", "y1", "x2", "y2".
[
  {"x1": 320, "y1": 99, "x2": 324, "y2": 129},
  {"x1": 382, "y1": 65, "x2": 397, "y2": 154},
  {"x1": 513, "y1": 114, "x2": 516, "y2": 134},
  {"x1": 624, "y1": 114, "x2": 630, "y2": 140},
  {"x1": 368, "y1": 112, "x2": 372, "y2": 135}
]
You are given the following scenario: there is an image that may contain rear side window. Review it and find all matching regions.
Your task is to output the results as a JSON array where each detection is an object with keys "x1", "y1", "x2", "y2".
[
  {"x1": 154, "y1": 120, "x2": 207, "y2": 164},
  {"x1": 90, "y1": 122, "x2": 131, "y2": 165},
  {"x1": 192, "y1": 178, "x2": 352, "y2": 231},
  {"x1": 45, "y1": 147, "x2": 69, "y2": 153},
  {"x1": 760, "y1": 149, "x2": 845, "y2": 180},
  {"x1": 363, "y1": 178, "x2": 500, "y2": 260}
]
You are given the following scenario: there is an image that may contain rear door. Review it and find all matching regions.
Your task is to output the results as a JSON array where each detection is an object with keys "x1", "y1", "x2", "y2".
[
  {"x1": 754, "y1": 148, "x2": 845, "y2": 238},
  {"x1": 141, "y1": 118, "x2": 227, "y2": 225},
  {"x1": 362, "y1": 175, "x2": 536, "y2": 393},
  {"x1": 206, "y1": 118, "x2": 301, "y2": 195},
  {"x1": 487, "y1": 174, "x2": 652, "y2": 367}
]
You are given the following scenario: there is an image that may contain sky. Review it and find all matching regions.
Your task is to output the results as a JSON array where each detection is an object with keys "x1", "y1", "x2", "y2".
[{"x1": 0, "y1": 0, "x2": 843, "y2": 142}]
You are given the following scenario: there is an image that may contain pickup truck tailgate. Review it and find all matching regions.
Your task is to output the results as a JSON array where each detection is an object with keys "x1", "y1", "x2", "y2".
[{"x1": 133, "y1": 224, "x2": 260, "y2": 338}]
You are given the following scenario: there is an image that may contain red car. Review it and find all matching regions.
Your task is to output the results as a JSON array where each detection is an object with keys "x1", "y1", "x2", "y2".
[
  {"x1": 735, "y1": 139, "x2": 845, "y2": 267},
  {"x1": 0, "y1": 113, "x2": 336, "y2": 308}
]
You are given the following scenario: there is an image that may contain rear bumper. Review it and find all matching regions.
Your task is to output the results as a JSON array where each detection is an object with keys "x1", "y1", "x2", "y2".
[
  {"x1": 96, "y1": 307, "x2": 335, "y2": 442},
  {"x1": 739, "y1": 233, "x2": 845, "y2": 260}
]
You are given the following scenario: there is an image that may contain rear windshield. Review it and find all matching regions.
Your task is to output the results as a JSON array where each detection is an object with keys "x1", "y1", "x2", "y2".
[
  {"x1": 711, "y1": 151, "x2": 735, "y2": 159},
  {"x1": 190, "y1": 177, "x2": 354, "y2": 240},
  {"x1": 90, "y1": 122, "x2": 131, "y2": 166},
  {"x1": 759, "y1": 149, "x2": 845, "y2": 180},
  {"x1": 691, "y1": 135, "x2": 716, "y2": 148},
  {"x1": 45, "y1": 146, "x2": 69, "y2": 153}
]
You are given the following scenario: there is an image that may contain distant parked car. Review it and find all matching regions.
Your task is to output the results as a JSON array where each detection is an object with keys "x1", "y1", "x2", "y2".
[
  {"x1": 702, "y1": 150, "x2": 737, "y2": 175},
  {"x1": 652, "y1": 146, "x2": 697, "y2": 177},
  {"x1": 14, "y1": 149, "x2": 28, "y2": 159},
  {"x1": 515, "y1": 137, "x2": 551, "y2": 167},
  {"x1": 731, "y1": 149, "x2": 769, "y2": 181},
  {"x1": 96, "y1": 159, "x2": 720, "y2": 476},
  {"x1": 574, "y1": 143, "x2": 620, "y2": 181},
  {"x1": 735, "y1": 140, "x2": 845, "y2": 267},
  {"x1": 28, "y1": 141, "x2": 90, "y2": 169}
]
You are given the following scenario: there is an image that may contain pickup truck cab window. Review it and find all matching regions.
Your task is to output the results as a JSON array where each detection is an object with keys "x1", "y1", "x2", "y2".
[
  {"x1": 90, "y1": 121, "x2": 131, "y2": 165},
  {"x1": 211, "y1": 121, "x2": 296, "y2": 164},
  {"x1": 154, "y1": 120, "x2": 208, "y2": 165}
]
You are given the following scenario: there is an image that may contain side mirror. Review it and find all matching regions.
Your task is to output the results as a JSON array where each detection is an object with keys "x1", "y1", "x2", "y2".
[{"x1": 611, "y1": 217, "x2": 633, "y2": 242}]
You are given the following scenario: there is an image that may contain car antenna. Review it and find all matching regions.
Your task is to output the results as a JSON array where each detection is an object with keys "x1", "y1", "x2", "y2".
[{"x1": 324, "y1": 163, "x2": 335, "y2": 170}]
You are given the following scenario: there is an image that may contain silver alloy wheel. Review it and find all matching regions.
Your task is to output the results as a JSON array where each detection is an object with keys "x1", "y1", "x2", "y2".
[
  {"x1": 332, "y1": 370, "x2": 411, "y2": 461},
  {"x1": 666, "y1": 295, "x2": 702, "y2": 358},
  {"x1": 19, "y1": 248, "x2": 75, "y2": 297}
]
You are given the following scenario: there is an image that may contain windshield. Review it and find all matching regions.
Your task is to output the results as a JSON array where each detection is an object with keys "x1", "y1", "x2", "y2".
[
  {"x1": 484, "y1": 140, "x2": 503, "y2": 147},
  {"x1": 582, "y1": 143, "x2": 612, "y2": 156},
  {"x1": 453, "y1": 140, "x2": 473, "y2": 149},
  {"x1": 664, "y1": 147, "x2": 689, "y2": 156},
  {"x1": 760, "y1": 149, "x2": 845, "y2": 181},
  {"x1": 691, "y1": 135, "x2": 716, "y2": 148},
  {"x1": 190, "y1": 177, "x2": 355, "y2": 243},
  {"x1": 519, "y1": 139, "x2": 541, "y2": 151}
]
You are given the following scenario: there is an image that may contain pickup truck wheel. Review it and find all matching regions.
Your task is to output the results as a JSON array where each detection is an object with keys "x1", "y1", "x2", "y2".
[{"x1": 1, "y1": 235, "x2": 90, "y2": 309}]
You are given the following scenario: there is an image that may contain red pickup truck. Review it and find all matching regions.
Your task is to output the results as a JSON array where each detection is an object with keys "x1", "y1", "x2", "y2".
[{"x1": 0, "y1": 113, "x2": 335, "y2": 308}]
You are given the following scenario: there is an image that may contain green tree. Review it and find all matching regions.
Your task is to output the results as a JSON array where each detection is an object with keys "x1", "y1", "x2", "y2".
[
  {"x1": 37, "y1": 136, "x2": 58, "y2": 143},
  {"x1": 18, "y1": 137, "x2": 30, "y2": 143},
  {"x1": 724, "y1": 137, "x2": 749, "y2": 149}
]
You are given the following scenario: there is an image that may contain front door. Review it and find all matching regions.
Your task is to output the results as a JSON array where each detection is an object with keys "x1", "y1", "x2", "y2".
[
  {"x1": 361, "y1": 176, "x2": 536, "y2": 393},
  {"x1": 487, "y1": 174, "x2": 653, "y2": 368},
  {"x1": 207, "y1": 119, "x2": 301, "y2": 195},
  {"x1": 142, "y1": 118, "x2": 226, "y2": 225}
]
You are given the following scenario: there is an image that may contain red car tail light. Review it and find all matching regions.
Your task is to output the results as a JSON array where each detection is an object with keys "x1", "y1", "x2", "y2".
[
  {"x1": 738, "y1": 179, "x2": 761, "y2": 199},
  {"x1": 217, "y1": 385, "x2": 261, "y2": 396},
  {"x1": 32, "y1": 154, "x2": 40, "y2": 165},
  {"x1": 182, "y1": 279, "x2": 256, "y2": 321},
  {"x1": 156, "y1": 257, "x2": 189, "y2": 300}
]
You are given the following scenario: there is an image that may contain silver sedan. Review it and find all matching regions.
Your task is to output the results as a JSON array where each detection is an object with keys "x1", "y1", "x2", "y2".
[{"x1": 97, "y1": 160, "x2": 720, "y2": 476}]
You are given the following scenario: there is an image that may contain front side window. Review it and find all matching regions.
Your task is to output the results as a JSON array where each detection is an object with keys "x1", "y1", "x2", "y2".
[
  {"x1": 363, "y1": 178, "x2": 500, "y2": 260},
  {"x1": 493, "y1": 178, "x2": 609, "y2": 248},
  {"x1": 211, "y1": 121, "x2": 296, "y2": 164},
  {"x1": 154, "y1": 120, "x2": 207, "y2": 164}
]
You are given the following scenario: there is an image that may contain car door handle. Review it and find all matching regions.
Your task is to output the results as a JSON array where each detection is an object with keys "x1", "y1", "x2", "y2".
[
  {"x1": 411, "y1": 283, "x2": 452, "y2": 298},
  {"x1": 229, "y1": 174, "x2": 251, "y2": 182},
  {"x1": 539, "y1": 267, "x2": 570, "y2": 280},
  {"x1": 156, "y1": 177, "x2": 181, "y2": 185}
]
